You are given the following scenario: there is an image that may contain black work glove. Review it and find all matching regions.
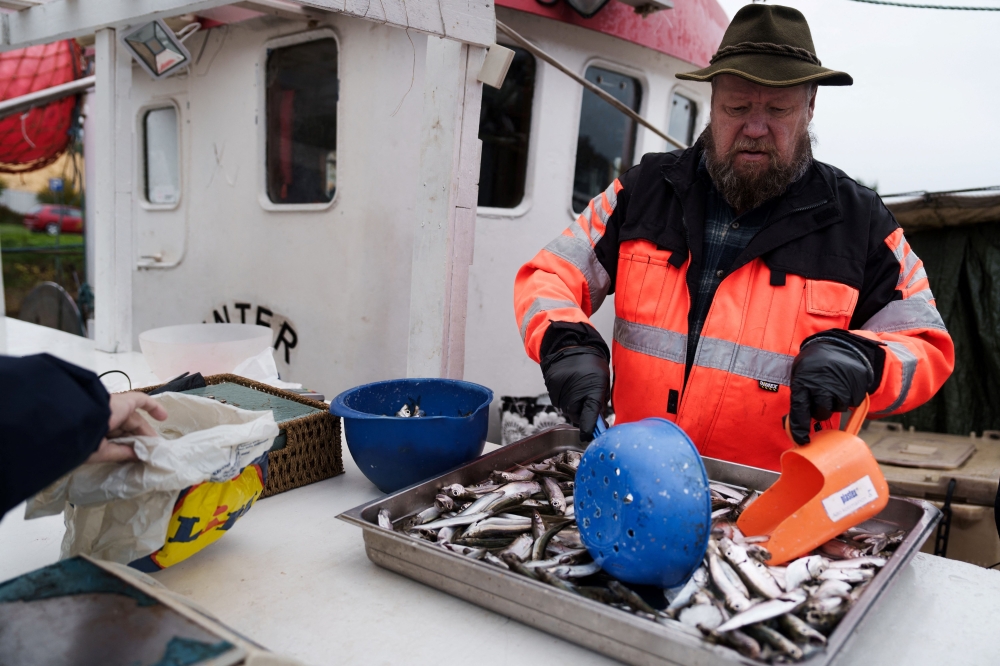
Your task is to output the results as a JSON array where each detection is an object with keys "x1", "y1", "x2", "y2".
[
  {"x1": 541, "y1": 346, "x2": 610, "y2": 442},
  {"x1": 789, "y1": 330, "x2": 885, "y2": 445}
]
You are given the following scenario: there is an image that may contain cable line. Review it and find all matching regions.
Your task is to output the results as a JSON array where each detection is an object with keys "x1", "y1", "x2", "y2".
[{"x1": 846, "y1": 0, "x2": 1000, "y2": 10}]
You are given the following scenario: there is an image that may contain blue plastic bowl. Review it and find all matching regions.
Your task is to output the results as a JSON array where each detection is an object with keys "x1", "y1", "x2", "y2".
[
  {"x1": 330, "y1": 378, "x2": 494, "y2": 493},
  {"x1": 575, "y1": 418, "x2": 711, "y2": 588}
]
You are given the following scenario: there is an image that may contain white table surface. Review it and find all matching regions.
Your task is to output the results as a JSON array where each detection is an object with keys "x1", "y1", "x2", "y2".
[{"x1": 2, "y1": 317, "x2": 1000, "y2": 665}]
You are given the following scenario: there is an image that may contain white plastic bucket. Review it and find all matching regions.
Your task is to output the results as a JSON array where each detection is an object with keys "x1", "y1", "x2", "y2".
[{"x1": 139, "y1": 324, "x2": 273, "y2": 381}]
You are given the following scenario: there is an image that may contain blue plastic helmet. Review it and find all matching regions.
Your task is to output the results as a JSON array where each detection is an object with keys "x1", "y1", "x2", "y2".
[{"x1": 575, "y1": 418, "x2": 711, "y2": 588}]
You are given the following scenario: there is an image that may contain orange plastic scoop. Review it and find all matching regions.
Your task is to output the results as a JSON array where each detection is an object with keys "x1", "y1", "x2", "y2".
[{"x1": 736, "y1": 395, "x2": 889, "y2": 565}]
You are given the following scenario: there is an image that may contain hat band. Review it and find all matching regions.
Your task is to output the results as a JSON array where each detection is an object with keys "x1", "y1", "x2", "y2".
[{"x1": 710, "y1": 41, "x2": 822, "y2": 67}]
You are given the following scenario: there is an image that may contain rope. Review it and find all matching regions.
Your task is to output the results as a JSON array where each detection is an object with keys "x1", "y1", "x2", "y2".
[
  {"x1": 712, "y1": 41, "x2": 821, "y2": 66},
  {"x1": 495, "y1": 21, "x2": 686, "y2": 150},
  {"x1": 846, "y1": 0, "x2": 1000, "y2": 9}
]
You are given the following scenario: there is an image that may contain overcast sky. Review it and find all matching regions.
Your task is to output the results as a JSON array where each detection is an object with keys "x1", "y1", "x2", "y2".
[{"x1": 715, "y1": 0, "x2": 1000, "y2": 196}]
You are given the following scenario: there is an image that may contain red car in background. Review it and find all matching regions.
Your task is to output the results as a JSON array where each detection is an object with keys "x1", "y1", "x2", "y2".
[{"x1": 23, "y1": 204, "x2": 83, "y2": 235}]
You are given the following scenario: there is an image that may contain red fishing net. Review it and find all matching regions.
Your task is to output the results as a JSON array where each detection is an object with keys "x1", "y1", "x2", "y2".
[{"x1": 0, "y1": 40, "x2": 81, "y2": 173}]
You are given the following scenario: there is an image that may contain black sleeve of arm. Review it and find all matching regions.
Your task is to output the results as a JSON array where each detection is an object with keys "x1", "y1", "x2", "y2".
[
  {"x1": 849, "y1": 194, "x2": 902, "y2": 330},
  {"x1": 0, "y1": 354, "x2": 110, "y2": 517}
]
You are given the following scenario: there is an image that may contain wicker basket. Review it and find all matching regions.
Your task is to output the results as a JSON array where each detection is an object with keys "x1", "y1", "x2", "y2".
[{"x1": 136, "y1": 374, "x2": 343, "y2": 498}]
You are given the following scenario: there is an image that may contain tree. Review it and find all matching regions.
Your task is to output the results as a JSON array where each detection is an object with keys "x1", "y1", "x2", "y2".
[{"x1": 36, "y1": 181, "x2": 82, "y2": 208}]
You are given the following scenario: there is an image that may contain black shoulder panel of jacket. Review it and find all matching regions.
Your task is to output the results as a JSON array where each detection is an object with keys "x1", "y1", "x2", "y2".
[
  {"x1": 592, "y1": 149, "x2": 695, "y2": 296},
  {"x1": 0, "y1": 354, "x2": 110, "y2": 517},
  {"x1": 849, "y1": 184, "x2": 904, "y2": 329}
]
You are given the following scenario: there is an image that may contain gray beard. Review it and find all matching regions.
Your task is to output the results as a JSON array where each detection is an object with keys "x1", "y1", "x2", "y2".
[{"x1": 702, "y1": 124, "x2": 815, "y2": 213}]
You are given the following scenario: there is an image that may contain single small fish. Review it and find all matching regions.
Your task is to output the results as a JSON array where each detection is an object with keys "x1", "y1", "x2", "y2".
[
  {"x1": 497, "y1": 481, "x2": 543, "y2": 497},
  {"x1": 414, "y1": 505, "x2": 441, "y2": 525},
  {"x1": 377, "y1": 508, "x2": 393, "y2": 530},
  {"x1": 483, "y1": 552, "x2": 509, "y2": 569},
  {"x1": 531, "y1": 517, "x2": 572, "y2": 561},
  {"x1": 820, "y1": 539, "x2": 866, "y2": 560},
  {"x1": 550, "y1": 561, "x2": 602, "y2": 579},
  {"x1": 709, "y1": 482, "x2": 747, "y2": 501},
  {"x1": 715, "y1": 589, "x2": 808, "y2": 633},
  {"x1": 491, "y1": 467, "x2": 535, "y2": 483},
  {"x1": 708, "y1": 550, "x2": 753, "y2": 612},
  {"x1": 440, "y1": 483, "x2": 478, "y2": 500},
  {"x1": 535, "y1": 567, "x2": 581, "y2": 595},
  {"x1": 779, "y1": 613, "x2": 828, "y2": 646},
  {"x1": 441, "y1": 543, "x2": 486, "y2": 559},
  {"x1": 814, "y1": 578, "x2": 852, "y2": 599},
  {"x1": 499, "y1": 532, "x2": 534, "y2": 562},
  {"x1": 666, "y1": 566, "x2": 708, "y2": 613},
  {"x1": 720, "y1": 538, "x2": 783, "y2": 599},
  {"x1": 458, "y1": 492, "x2": 504, "y2": 516},
  {"x1": 704, "y1": 628, "x2": 761, "y2": 659},
  {"x1": 541, "y1": 477, "x2": 567, "y2": 515},
  {"x1": 436, "y1": 526, "x2": 457, "y2": 544},
  {"x1": 608, "y1": 580, "x2": 662, "y2": 617},
  {"x1": 744, "y1": 623, "x2": 803, "y2": 661},
  {"x1": 819, "y1": 567, "x2": 874, "y2": 584},
  {"x1": 501, "y1": 552, "x2": 539, "y2": 579},
  {"x1": 434, "y1": 494, "x2": 456, "y2": 511},
  {"x1": 827, "y1": 556, "x2": 887, "y2": 570},
  {"x1": 462, "y1": 519, "x2": 533, "y2": 539},
  {"x1": 784, "y1": 554, "x2": 827, "y2": 590},
  {"x1": 395, "y1": 404, "x2": 411, "y2": 418},
  {"x1": 417, "y1": 512, "x2": 489, "y2": 530}
]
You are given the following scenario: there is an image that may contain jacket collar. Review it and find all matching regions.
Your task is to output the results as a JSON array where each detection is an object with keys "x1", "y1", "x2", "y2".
[{"x1": 659, "y1": 140, "x2": 843, "y2": 274}]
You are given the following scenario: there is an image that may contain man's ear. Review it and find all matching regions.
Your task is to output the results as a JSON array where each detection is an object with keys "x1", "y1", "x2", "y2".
[{"x1": 807, "y1": 85, "x2": 817, "y2": 122}]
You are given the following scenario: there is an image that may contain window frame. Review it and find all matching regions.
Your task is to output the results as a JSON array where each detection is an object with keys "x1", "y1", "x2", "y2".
[
  {"x1": 137, "y1": 99, "x2": 183, "y2": 212},
  {"x1": 666, "y1": 84, "x2": 706, "y2": 149},
  {"x1": 476, "y1": 41, "x2": 542, "y2": 220},
  {"x1": 257, "y1": 28, "x2": 342, "y2": 213},
  {"x1": 567, "y1": 57, "x2": 649, "y2": 221}
]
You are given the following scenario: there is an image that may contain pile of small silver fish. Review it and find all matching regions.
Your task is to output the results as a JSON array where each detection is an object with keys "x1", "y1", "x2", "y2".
[{"x1": 375, "y1": 451, "x2": 907, "y2": 664}]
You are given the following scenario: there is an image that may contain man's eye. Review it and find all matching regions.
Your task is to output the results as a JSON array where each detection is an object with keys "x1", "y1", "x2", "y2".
[{"x1": 727, "y1": 106, "x2": 748, "y2": 113}]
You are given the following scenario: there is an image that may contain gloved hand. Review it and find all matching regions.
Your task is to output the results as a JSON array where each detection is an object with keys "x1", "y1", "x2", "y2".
[
  {"x1": 541, "y1": 346, "x2": 610, "y2": 442},
  {"x1": 789, "y1": 330, "x2": 885, "y2": 444}
]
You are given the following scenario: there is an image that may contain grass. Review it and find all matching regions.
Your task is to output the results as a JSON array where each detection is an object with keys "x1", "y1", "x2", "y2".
[
  {"x1": 1, "y1": 219, "x2": 85, "y2": 318},
  {"x1": 0, "y1": 222, "x2": 83, "y2": 249}
]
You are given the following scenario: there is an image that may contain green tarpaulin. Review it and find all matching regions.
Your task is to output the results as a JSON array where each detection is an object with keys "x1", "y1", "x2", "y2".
[{"x1": 883, "y1": 220, "x2": 1000, "y2": 435}]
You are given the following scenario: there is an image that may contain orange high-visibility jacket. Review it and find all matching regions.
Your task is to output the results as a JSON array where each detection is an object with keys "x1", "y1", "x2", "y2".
[{"x1": 515, "y1": 146, "x2": 954, "y2": 471}]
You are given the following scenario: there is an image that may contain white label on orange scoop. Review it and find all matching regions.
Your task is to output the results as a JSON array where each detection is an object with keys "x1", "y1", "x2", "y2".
[{"x1": 822, "y1": 475, "x2": 878, "y2": 523}]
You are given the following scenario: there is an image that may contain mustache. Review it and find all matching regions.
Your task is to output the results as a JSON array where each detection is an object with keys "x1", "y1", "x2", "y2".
[
  {"x1": 728, "y1": 137, "x2": 779, "y2": 163},
  {"x1": 701, "y1": 124, "x2": 814, "y2": 212}
]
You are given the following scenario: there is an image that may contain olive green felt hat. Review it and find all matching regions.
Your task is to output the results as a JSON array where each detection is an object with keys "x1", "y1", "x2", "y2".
[{"x1": 677, "y1": 4, "x2": 852, "y2": 88}]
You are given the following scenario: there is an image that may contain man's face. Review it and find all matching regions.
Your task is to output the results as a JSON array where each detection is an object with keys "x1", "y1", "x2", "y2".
[
  {"x1": 703, "y1": 75, "x2": 816, "y2": 213},
  {"x1": 710, "y1": 74, "x2": 815, "y2": 175}
]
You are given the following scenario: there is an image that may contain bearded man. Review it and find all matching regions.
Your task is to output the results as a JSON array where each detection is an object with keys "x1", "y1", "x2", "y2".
[{"x1": 513, "y1": 4, "x2": 954, "y2": 470}]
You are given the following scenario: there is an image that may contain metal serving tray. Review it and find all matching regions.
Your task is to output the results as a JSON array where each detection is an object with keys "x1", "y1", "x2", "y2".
[{"x1": 338, "y1": 426, "x2": 941, "y2": 666}]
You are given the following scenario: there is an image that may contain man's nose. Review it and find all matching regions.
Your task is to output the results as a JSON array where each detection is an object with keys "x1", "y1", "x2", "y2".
[{"x1": 742, "y1": 114, "x2": 769, "y2": 139}]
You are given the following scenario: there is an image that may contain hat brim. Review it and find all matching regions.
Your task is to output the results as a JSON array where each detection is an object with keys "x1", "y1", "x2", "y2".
[{"x1": 677, "y1": 53, "x2": 852, "y2": 87}]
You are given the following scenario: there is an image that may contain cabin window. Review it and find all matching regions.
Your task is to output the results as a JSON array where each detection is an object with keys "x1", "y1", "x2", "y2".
[
  {"x1": 478, "y1": 47, "x2": 536, "y2": 209},
  {"x1": 143, "y1": 106, "x2": 180, "y2": 205},
  {"x1": 572, "y1": 67, "x2": 641, "y2": 213},
  {"x1": 668, "y1": 92, "x2": 698, "y2": 147},
  {"x1": 265, "y1": 38, "x2": 339, "y2": 205}
]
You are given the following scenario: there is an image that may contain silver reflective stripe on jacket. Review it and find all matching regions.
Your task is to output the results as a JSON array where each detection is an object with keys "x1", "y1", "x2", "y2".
[
  {"x1": 613, "y1": 317, "x2": 687, "y2": 363},
  {"x1": 519, "y1": 297, "x2": 580, "y2": 341},
  {"x1": 694, "y1": 337, "x2": 796, "y2": 386},
  {"x1": 872, "y1": 341, "x2": 918, "y2": 415},
  {"x1": 861, "y1": 298, "x2": 946, "y2": 334},
  {"x1": 544, "y1": 234, "x2": 611, "y2": 313},
  {"x1": 614, "y1": 317, "x2": 795, "y2": 386}
]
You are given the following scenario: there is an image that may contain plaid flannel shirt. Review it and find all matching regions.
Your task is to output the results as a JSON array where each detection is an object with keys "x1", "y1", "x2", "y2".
[{"x1": 686, "y1": 167, "x2": 772, "y2": 377}]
